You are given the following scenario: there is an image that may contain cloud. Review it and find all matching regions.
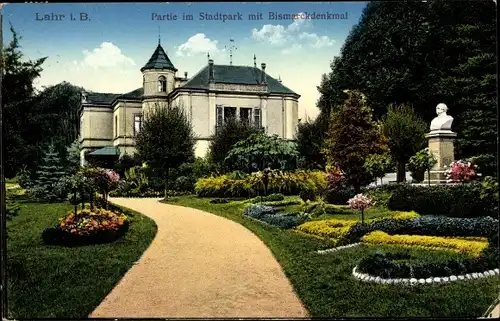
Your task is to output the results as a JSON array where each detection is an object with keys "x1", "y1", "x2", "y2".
[
  {"x1": 251, "y1": 12, "x2": 334, "y2": 51},
  {"x1": 79, "y1": 42, "x2": 136, "y2": 68},
  {"x1": 176, "y1": 33, "x2": 221, "y2": 56},
  {"x1": 299, "y1": 32, "x2": 335, "y2": 48},
  {"x1": 281, "y1": 43, "x2": 302, "y2": 55}
]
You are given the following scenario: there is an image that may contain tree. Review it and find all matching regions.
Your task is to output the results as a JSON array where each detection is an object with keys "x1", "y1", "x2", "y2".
[
  {"x1": 65, "y1": 138, "x2": 81, "y2": 175},
  {"x1": 295, "y1": 113, "x2": 329, "y2": 170},
  {"x1": 135, "y1": 103, "x2": 195, "y2": 198},
  {"x1": 382, "y1": 104, "x2": 427, "y2": 182},
  {"x1": 31, "y1": 143, "x2": 67, "y2": 202},
  {"x1": 364, "y1": 153, "x2": 393, "y2": 185},
  {"x1": 208, "y1": 117, "x2": 262, "y2": 171},
  {"x1": 408, "y1": 147, "x2": 437, "y2": 185},
  {"x1": 323, "y1": 90, "x2": 388, "y2": 191},
  {"x1": 224, "y1": 133, "x2": 300, "y2": 173},
  {"x1": 2, "y1": 25, "x2": 47, "y2": 177}
]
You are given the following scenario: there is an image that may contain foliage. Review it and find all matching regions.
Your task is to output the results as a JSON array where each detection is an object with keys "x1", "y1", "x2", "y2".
[
  {"x1": 480, "y1": 176, "x2": 499, "y2": 208},
  {"x1": 65, "y1": 139, "x2": 81, "y2": 175},
  {"x1": 135, "y1": 103, "x2": 195, "y2": 197},
  {"x1": 357, "y1": 245, "x2": 498, "y2": 279},
  {"x1": 6, "y1": 192, "x2": 21, "y2": 220},
  {"x1": 382, "y1": 104, "x2": 428, "y2": 182},
  {"x1": 208, "y1": 117, "x2": 262, "y2": 171},
  {"x1": 323, "y1": 90, "x2": 388, "y2": 190},
  {"x1": 325, "y1": 169, "x2": 356, "y2": 205},
  {"x1": 408, "y1": 148, "x2": 437, "y2": 183},
  {"x1": 296, "y1": 219, "x2": 358, "y2": 241},
  {"x1": 387, "y1": 183, "x2": 497, "y2": 218},
  {"x1": 252, "y1": 193, "x2": 285, "y2": 202},
  {"x1": 243, "y1": 204, "x2": 308, "y2": 229},
  {"x1": 361, "y1": 231, "x2": 488, "y2": 257},
  {"x1": 224, "y1": 133, "x2": 300, "y2": 173},
  {"x1": 28, "y1": 143, "x2": 67, "y2": 202},
  {"x1": 194, "y1": 170, "x2": 327, "y2": 198},
  {"x1": 445, "y1": 160, "x2": 479, "y2": 183},
  {"x1": 364, "y1": 153, "x2": 393, "y2": 185},
  {"x1": 362, "y1": 186, "x2": 394, "y2": 208},
  {"x1": 113, "y1": 153, "x2": 142, "y2": 177},
  {"x1": 347, "y1": 193, "x2": 374, "y2": 224},
  {"x1": 295, "y1": 113, "x2": 329, "y2": 170},
  {"x1": 2, "y1": 25, "x2": 47, "y2": 178}
]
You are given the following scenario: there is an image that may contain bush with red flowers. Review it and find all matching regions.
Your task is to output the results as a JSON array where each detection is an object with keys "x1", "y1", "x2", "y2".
[{"x1": 42, "y1": 208, "x2": 129, "y2": 246}]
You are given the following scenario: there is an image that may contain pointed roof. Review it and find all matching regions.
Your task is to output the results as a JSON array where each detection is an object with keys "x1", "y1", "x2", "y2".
[{"x1": 141, "y1": 43, "x2": 177, "y2": 72}]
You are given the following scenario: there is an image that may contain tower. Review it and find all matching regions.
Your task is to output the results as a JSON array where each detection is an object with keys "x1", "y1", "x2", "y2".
[{"x1": 141, "y1": 41, "x2": 178, "y2": 99}]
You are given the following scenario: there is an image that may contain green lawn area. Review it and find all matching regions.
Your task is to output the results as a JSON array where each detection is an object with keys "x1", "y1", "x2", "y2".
[
  {"x1": 6, "y1": 199, "x2": 157, "y2": 318},
  {"x1": 163, "y1": 195, "x2": 500, "y2": 317}
]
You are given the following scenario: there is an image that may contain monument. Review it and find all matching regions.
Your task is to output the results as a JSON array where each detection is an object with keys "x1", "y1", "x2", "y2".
[{"x1": 425, "y1": 103, "x2": 457, "y2": 184}]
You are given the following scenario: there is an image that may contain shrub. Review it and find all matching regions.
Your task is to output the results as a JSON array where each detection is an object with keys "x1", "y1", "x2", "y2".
[
  {"x1": 42, "y1": 208, "x2": 129, "y2": 246},
  {"x1": 446, "y1": 160, "x2": 479, "y2": 183},
  {"x1": 357, "y1": 246, "x2": 499, "y2": 279},
  {"x1": 408, "y1": 148, "x2": 437, "y2": 184},
  {"x1": 347, "y1": 193, "x2": 374, "y2": 224},
  {"x1": 362, "y1": 186, "x2": 393, "y2": 208},
  {"x1": 260, "y1": 193, "x2": 285, "y2": 202},
  {"x1": 387, "y1": 183, "x2": 497, "y2": 218},
  {"x1": 175, "y1": 175, "x2": 195, "y2": 192},
  {"x1": 194, "y1": 170, "x2": 326, "y2": 198},
  {"x1": 257, "y1": 212, "x2": 309, "y2": 229},
  {"x1": 325, "y1": 170, "x2": 356, "y2": 204},
  {"x1": 295, "y1": 219, "x2": 357, "y2": 240},
  {"x1": 243, "y1": 204, "x2": 276, "y2": 219},
  {"x1": 361, "y1": 231, "x2": 489, "y2": 257}
]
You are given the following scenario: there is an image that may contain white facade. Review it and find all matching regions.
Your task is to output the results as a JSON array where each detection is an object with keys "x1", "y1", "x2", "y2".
[{"x1": 79, "y1": 44, "x2": 300, "y2": 164}]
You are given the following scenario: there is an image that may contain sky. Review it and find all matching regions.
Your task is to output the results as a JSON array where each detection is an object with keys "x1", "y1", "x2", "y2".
[{"x1": 2, "y1": 2, "x2": 366, "y2": 120}]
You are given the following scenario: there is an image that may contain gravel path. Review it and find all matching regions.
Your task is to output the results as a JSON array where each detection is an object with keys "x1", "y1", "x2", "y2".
[{"x1": 89, "y1": 198, "x2": 309, "y2": 318}]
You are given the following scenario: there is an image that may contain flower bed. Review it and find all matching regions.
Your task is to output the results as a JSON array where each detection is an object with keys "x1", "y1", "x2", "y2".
[
  {"x1": 361, "y1": 231, "x2": 489, "y2": 257},
  {"x1": 243, "y1": 204, "x2": 308, "y2": 229},
  {"x1": 41, "y1": 208, "x2": 129, "y2": 246},
  {"x1": 355, "y1": 245, "x2": 499, "y2": 280},
  {"x1": 295, "y1": 219, "x2": 357, "y2": 239},
  {"x1": 341, "y1": 215, "x2": 498, "y2": 246}
]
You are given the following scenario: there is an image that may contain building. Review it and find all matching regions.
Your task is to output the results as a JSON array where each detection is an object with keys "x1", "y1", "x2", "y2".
[{"x1": 79, "y1": 41, "x2": 300, "y2": 166}]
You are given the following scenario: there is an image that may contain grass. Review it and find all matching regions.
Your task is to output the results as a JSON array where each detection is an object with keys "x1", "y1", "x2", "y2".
[
  {"x1": 6, "y1": 198, "x2": 157, "y2": 318},
  {"x1": 162, "y1": 195, "x2": 500, "y2": 317}
]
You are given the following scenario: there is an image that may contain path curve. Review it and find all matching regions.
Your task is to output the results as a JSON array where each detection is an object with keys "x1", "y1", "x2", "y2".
[{"x1": 89, "y1": 198, "x2": 309, "y2": 318}]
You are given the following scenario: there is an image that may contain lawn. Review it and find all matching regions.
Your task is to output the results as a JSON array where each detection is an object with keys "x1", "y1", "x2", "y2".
[
  {"x1": 6, "y1": 198, "x2": 157, "y2": 318},
  {"x1": 163, "y1": 195, "x2": 500, "y2": 317}
]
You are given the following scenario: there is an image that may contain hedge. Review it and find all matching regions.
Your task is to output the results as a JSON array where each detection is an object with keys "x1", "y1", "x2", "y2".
[{"x1": 387, "y1": 183, "x2": 497, "y2": 218}]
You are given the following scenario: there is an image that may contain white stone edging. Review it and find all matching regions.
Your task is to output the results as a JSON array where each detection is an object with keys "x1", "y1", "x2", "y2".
[
  {"x1": 352, "y1": 266, "x2": 500, "y2": 285},
  {"x1": 317, "y1": 243, "x2": 362, "y2": 254}
]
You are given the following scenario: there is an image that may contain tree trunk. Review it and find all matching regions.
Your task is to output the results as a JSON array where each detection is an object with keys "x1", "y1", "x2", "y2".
[
  {"x1": 397, "y1": 162, "x2": 406, "y2": 183},
  {"x1": 81, "y1": 188, "x2": 85, "y2": 209},
  {"x1": 361, "y1": 209, "x2": 365, "y2": 224},
  {"x1": 427, "y1": 169, "x2": 431, "y2": 186},
  {"x1": 90, "y1": 189, "x2": 94, "y2": 210},
  {"x1": 74, "y1": 189, "x2": 78, "y2": 215}
]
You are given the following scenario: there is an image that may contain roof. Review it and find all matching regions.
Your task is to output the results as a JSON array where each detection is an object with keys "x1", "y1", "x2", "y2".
[
  {"x1": 87, "y1": 146, "x2": 120, "y2": 156},
  {"x1": 181, "y1": 64, "x2": 299, "y2": 96},
  {"x1": 141, "y1": 43, "x2": 177, "y2": 72},
  {"x1": 86, "y1": 92, "x2": 122, "y2": 104},
  {"x1": 116, "y1": 87, "x2": 144, "y2": 100}
]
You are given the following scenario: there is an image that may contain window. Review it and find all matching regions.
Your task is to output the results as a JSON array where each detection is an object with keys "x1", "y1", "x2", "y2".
[
  {"x1": 216, "y1": 105, "x2": 223, "y2": 128},
  {"x1": 133, "y1": 114, "x2": 142, "y2": 137},
  {"x1": 158, "y1": 76, "x2": 167, "y2": 92},
  {"x1": 254, "y1": 108, "x2": 261, "y2": 128},
  {"x1": 114, "y1": 115, "x2": 118, "y2": 137},
  {"x1": 224, "y1": 107, "x2": 237, "y2": 121},
  {"x1": 240, "y1": 108, "x2": 252, "y2": 124}
]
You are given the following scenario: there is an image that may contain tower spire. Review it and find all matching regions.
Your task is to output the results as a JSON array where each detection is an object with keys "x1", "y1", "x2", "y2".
[
  {"x1": 253, "y1": 54, "x2": 256, "y2": 67},
  {"x1": 158, "y1": 26, "x2": 161, "y2": 45},
  {"x1": 207, "y1": 52, "x2": 210, "y2": 62}
]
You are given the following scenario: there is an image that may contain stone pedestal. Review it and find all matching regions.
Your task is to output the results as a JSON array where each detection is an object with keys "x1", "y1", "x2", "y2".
[{"x1": 425, "y1": 130, "x2": 457, "y2": 184}]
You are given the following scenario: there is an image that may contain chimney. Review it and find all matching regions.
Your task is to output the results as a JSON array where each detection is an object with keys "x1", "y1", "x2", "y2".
[
  {"x1": 208, "y1": 59, "x2": 214, "y2": 83},
  {"x1": 261, "y1": 63, "x2": 267, "y2": 84},
  {"x1": 184, "y1": 71, "x2": 188, "y2": 79}
]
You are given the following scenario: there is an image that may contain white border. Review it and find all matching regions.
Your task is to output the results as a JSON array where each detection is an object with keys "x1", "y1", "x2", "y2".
[
  {"x1": 317, "y1": 243, "x2": 362, "y2": 254},
  {"x1": 352, "y1": 266, "x2": 500, "y2": 284}
]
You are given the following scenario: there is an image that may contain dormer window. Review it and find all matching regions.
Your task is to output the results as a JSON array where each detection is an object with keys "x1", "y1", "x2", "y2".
[{"x1": 158, "y1": 76, "x2": 167, "y2": 92}]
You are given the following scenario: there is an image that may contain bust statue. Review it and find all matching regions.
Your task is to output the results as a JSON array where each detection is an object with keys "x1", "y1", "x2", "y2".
[{"x1": 430, "y1": 103, "x2": 453, "y2": 131}]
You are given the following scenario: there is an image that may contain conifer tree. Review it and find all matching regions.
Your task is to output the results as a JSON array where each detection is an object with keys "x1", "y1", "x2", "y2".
[
  {"x1": 324, "y1": 90, "x2": 388, "y2": 191},
  {"x1": 33, "y1": 143, "x2": 67, "y2": 201}
]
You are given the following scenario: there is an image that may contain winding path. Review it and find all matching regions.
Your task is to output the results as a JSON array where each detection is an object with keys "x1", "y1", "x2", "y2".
[{"x1": 89, "y1": 198, "x2": 309, "y2": 318}]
